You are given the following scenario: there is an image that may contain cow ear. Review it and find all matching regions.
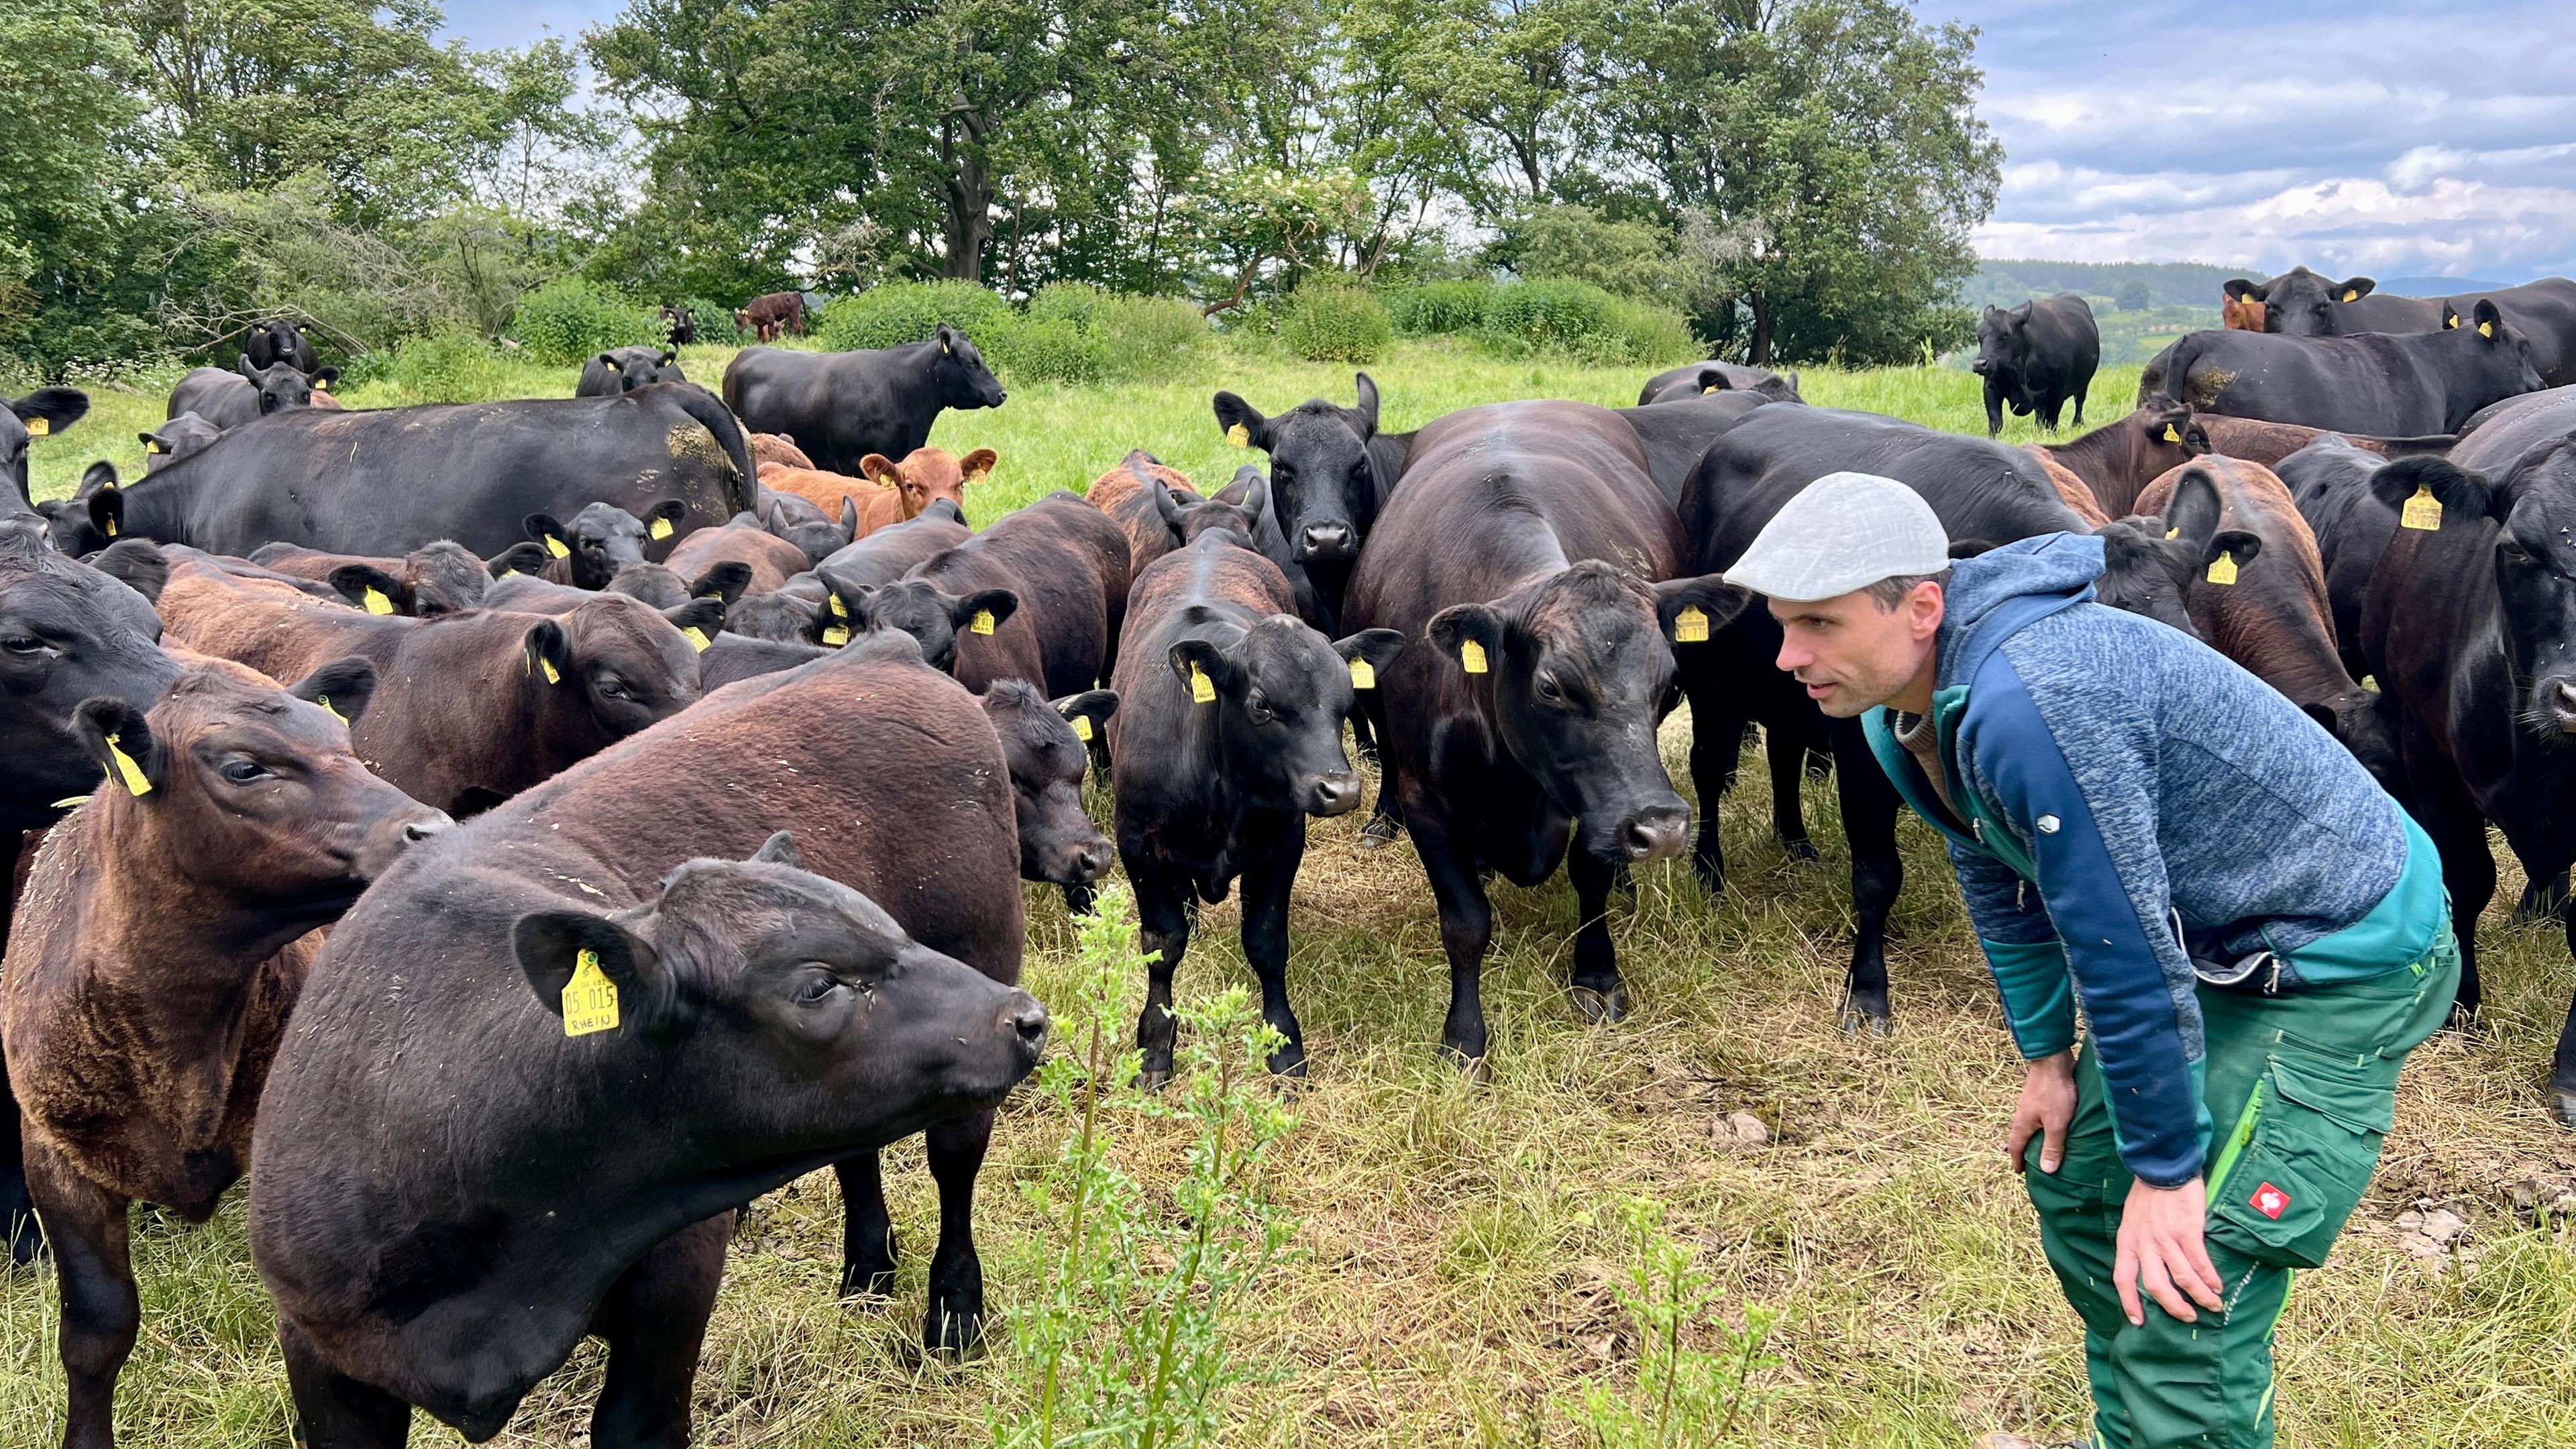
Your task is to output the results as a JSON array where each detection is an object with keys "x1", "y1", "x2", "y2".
[
  {"x1": 488, "y1": 541, "x2": 552, "y2": 579},
  {"x1": 2204, "y1": 529, "x2": 2263, "y2": 573},
  {"x1": 2336, "y1": 277, "x2": 2377, "y2": 303},
  {"x1": 1427, "y1": 602, "x2": 1505, "y2": 674},
  {"x1": 72, "y1": 696, "x2": 162, "y2": 798},
  {"x1": 2222, "y1": 278, "x2": 2260, "y2": 303},
  {"x1": 78, "y1": 460, "x2": 117, "y2": 498},
  {"x1": 1053, "y1": 687, "x2": 1119, "y2": 732},
  {"x1": 663, "y1": 597, "x2": 725, "y2": 650},
  {"x1": 953, "y1": 588, "x2": 1018, "y2": 633},
  {"x1": 1947, "y1": 538, "x2": 1998, "y2": 559},
  {"x1": 837, "y1": 496, "x2": 859, "y2": 543},
  {"x1": 513, "y1": 909, "x2": 661, "y2": 1028},
  {"x1": 958, "y1": 447, "x2": 996, "y2": 482},
  {"x1": 525, "y1": 513, "x2": 569, "y2": 555},
  {"x1": 287, "y1": 655, "x2": 379, "y2": 727},
  {"x1": 2369, "y1": 456, "x2": 2501, "y2": 524},
  {"x1": 328, "y1": 564, "x2": 412, "y2": 616},
  {"x1": 2473, "y1": 297, "x2": 2506, "y2": 341},
  {"x1": 2162, "y1": 467, "x2": 2226, "y2": 549},
  {"x1": 1167, "y1": 637, "x2": 1240, "y2": 698},
  {"x1": 936, "y1": 321, "x2": 955, "y2": 356},
  {"x1": 1332, "y1": 627, "x2": 1407, "y2": 680},
  {"x1": 237, "y1": 354, "x2": 260, "y2": 380},
  {"x1": 858, "y1": 453, "x2": 901, "y2": 487},
  {"x1": 1150, "y1": 477, "x2": 1187, "y2": 531},
  {"x1": 660, "y1": 350, "x2": 677, "y2": 367},
  {"x1": 644, "y1": 498, "x2": 687, "y2": 547},
  {"x1": 1694, "y1": 367, "x2": 1729, "y2": 394},
  {"x1": 524, "y1": 619, "x2": 573, "y2": 684},
  {"x1": 312, "y1": 367, "x2": 339, "y2": 387},
  {"x1": 2440, "y1": 301, "x2": 2462, "y2": 331},
  {"x1": 90, "y1": 538, "x2": 166, "y2": 603},
  {"x1": 2009, "y1": 301, "x2": 2033, "y2": 322},
  {"x1": 1652, "y1": 575, "x2": 1752, "y2": 644},
  {"x1": 10, "y1": 385, "x2": 88, "y2": 434},
  {"x1": 1352, "y1": 372, "x2": 1380, "y2": 436},
  {"x1": 749, "y1": 830, "x2": 800, "y2": 867},
  {"x1": 690, "y1": 560, "x2": 753, "y2": 604},
  {"x1": 1212, "y1": 391, "x2": 1270, "y2": 450},
  {"x1": 87, "y1": 484, "x2": 126, "y2": 545},
  {"x1": 1231, "y1": 472, "x2": 1269, "y2": 523}
]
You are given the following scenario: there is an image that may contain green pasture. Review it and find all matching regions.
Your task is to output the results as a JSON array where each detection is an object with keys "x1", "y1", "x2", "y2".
[{"x1": 7, "y1": 343, "x2": 2573, "y2": 1449}]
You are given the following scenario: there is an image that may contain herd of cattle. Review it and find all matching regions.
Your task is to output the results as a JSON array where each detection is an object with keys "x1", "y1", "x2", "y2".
[{"x1": 2, "y1": 264, "x2": 2575, "y2": 1443}]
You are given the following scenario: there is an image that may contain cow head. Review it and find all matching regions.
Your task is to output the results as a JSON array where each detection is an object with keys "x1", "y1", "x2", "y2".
[
  {"x1": 816, "y1": 567, "x2": 1016, "y2": 673},
  {"x1": 749, "y1": 432, "x2": 814, "y2": 470},
  {"x1": 1972, "y1": 303, "x2": 2037, "y2": 401},
  {"x1": 0, "y1": 527, "x2": 180, "y2": 828},
  {"x1": 522, "y1": 591, "x2": 708, "y2": 739},
  {"x1": 2373, "y1": 451, "x2": 2576, "y2": 736},
  {"x1": 1212, "y1": 373, "x2": 1383, "y2": 566},
  {"x1": 325, "y1": 542, "x2": 492, "y2": 619},
  {"x1": 245, "y1": 319, "x2": 308, "y2": 368},
  {"x1": 235, "y1": 356, "x2": 336, "y2": 416},
  {"x1": 1151, "y1": 470, "x2": 1263, "y2": 549},
  {"x1": 510, "y1": 833, "x2": 1045, "y2": 1139},
  {"x1": 762, "y1": 492, "x2": 859, "y2": 565},
  {"x1": 724, "y1": 586, "x2": 828, "y2": 643},
  {"x1": 2086, "y1": 468, "x2": 2259, "y2": 637},
  {"x1": 1167, "y1": 606, "x2": 1405, "y2": 818},
  {"x1": 2435, "y1": 299, "x2": 2546, "y2": 429},
  {"x1": 2132, "y1": 394, "x2": 2211, "y2": 474},
  {"x1": 593, "y1": 346, "x2": 685, "y2": 393},
  {"x1": 34, "y1": 462, "x2": 121, "y2": 555},
  {"x1": 1428, "y1": 561, "x2": 1746, "y2": 863},
  {"x1": 931, "y1": 323, "x2": 1008, "y2": 410},
  {"x1": 525, "y1": 499, "x2": 689, "y2": 589},
  {"x1": 2234, "y1": 268, "x2": 2374, "y2": 336},
  {"x1": 141, "y1": 411, "x2": 223, "y2": 472},
  {"x1": 5, "y1": 386, "x2": 89, "y2": 504},
  {"x1": 486, "y1": 541, "x2": 555, "y2": 580},
  {"x1": 2303, "y1": 690, "x2": 2404, "y2": 794},
  {"x1": 980, "y1": 680, "x2": 1114, "y2": 886},
  {"x1": 2220, "y1": 292, "x2": 2266, "y2": 331},
  {"x1": 860, "y1": 446, "x2": 989, "y2": 526},
  {"x1": 71, "y1": 660, "x2": 449, "y2": 929}
]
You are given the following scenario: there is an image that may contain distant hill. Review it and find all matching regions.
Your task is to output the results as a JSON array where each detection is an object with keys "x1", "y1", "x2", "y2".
[{"x1": 1964, "y1": 260, "x2": 2255, "y2": 311}]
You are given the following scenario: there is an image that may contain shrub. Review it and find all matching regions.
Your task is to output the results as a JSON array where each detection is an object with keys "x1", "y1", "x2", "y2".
[
  {"x1": 508, "y1": 277, "x2": 661, "y2": 366},
  {"x1": 1478, "y1": 279, "x2": 1696, "y2": 366},
  {"x1": 1278, "y1": 279, "x2": 1389, "y2": 364},
  {"x1": 987, "y1": 316, "x2": 1108, "y2": 386},
  {"x1": 1095, "y1": 292, "x2": 1207, "y2": 380},
  {"x1": 812, "y1": 280, "x2": 1012, "y2": 352},
  {"x1": 371, "y1": 327, "x2": 525, "y2": 403},
  {"x1": 1387, "y1": 280, "x2": 1495, "y2": 336}
]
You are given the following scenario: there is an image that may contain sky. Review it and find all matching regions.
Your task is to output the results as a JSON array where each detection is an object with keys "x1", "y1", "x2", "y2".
[{"x1": 436, "y1": 0, "x2": 2576, "y2": 282}]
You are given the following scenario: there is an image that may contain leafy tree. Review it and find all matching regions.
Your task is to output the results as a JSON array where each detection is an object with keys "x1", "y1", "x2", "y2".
[
  {"x1": 0, "y1": 0, "x2": 148, "y2": 366},
  {"x1": 1483, "y1": 202, "x2": 1686, "y2": 304},
  {"x1": 2116, "y1": 279, "x2": 2151, "y2": 312},
  {"x1": 1342, "y1": 0, "x2": 1607, "y2": 216}
]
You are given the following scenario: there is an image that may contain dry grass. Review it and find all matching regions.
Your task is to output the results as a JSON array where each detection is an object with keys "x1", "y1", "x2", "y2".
[{"x1": 6, "y1": 344, "x2": 2574, "y2": 1447}]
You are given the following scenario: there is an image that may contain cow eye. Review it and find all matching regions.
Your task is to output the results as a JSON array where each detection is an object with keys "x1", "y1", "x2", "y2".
[
  {"x1": 1535, "y1": 674, "x2": 1564, "y2": 703},
  {"x1": 595, "y1": 675, "x2": 631, "y2": 699},
  {"x1": 2, "y1": 635, "x2": 44, "y2": 655},
  {"x1": 794, "y1": 969, "x2": 844, "y2": 1004},
  {"x1": 1244, "y1": 692, "x2": 1273, "y2": 723},
  {"x1": 221, "y1": 758, "x2": 272, "y2": 785}
]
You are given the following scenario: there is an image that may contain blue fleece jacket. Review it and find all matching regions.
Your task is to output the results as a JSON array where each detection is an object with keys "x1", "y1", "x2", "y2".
[{"x1": 1862, "y1": 534, "x2": 2419, "y2": 1187}]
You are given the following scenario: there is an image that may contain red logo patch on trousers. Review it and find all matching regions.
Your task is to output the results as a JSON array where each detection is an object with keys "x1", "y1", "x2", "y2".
[{"x1": 2251, "y1": 1182, "x2": 2291, "y2": 1220}]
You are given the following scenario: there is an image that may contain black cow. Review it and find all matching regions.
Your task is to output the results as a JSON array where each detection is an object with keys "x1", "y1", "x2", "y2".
[
  {"x1": 6, "y1": 386, "x2": 89, "y2": 508},
  {"x1": 1347, "y1": 400, "x2": 1741, "y2": 1069},
  {"x1": 243, "y1": 317, "x2": 320, "y2": 373},
  {"x1": 2224, "y1": 268, "x2": 2444, "y2": 339},
  {"x1": 659, "y1": 305, "x2": 696, "y2": 346},
  {"x1": 89, "y1": 384, "x2": 752, "y2": 557},
  {"x1": 168, "y1": 358, "x2": 340, "y2": 429},
  {"x1": 2153, "y1": 300, "x2": 2542, "y2": 435},
  {"x1": 521, "y1": 499, "x2": 690, "y2": 591},
  {"x1": 1635, "y1": 360, "x2": 1805, "y2": 405},
  {"x1": 1974, "y1": 294, "x2": 2100, "y2": 437},
  {"x1": 722, "y1": 325, "x2": 1007, "y2": 476},
  {"x1": 575, "y1": 345, "x2": 686, "y2": 398},
  {"x1": 1111, "y1": 531, "x2": 1404, "y2": 1084},
  {"x1": 2354, "y1": 446, "x2": 2576, "y2": 1127},
  {"x1": 2282, "y1": 433, "x2": 2410, "y2": 680},
  {"x1": 1211, "y1": 374, "x2": 1411, "y2": 637},
  {"x1": 983, "y1": 680, "x2": 1116, "y2": 896},
  {"x1": 1676, "y1": 406, "x2": 2091, "y2": 1031},
  {"x1": 140, "y1": 412, "x2": 223, "y2": 472}
]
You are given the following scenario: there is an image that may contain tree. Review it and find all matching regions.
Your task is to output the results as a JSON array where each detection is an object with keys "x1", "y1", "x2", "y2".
[
  {"x1": 1342, "y1": 0, "x2": 1607, "y2": 217},
  {"x1": 1598, "y1": 0, "x2": 2000, "y2": 365},
  {"x1": 2116, "y1": 279, "x2": 2151, "y2": 312}
]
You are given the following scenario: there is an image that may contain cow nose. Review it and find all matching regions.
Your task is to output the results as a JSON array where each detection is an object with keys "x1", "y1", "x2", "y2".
[
  {"x1": 2555, "y1": 681, "x2": 2576, "y2": 730},
  {"x1": 402, "y1": 810, "x2": 454, "y2": 845},
  {"x1": 1970, "y1": 358, "x2": 1989, "y2": 374},
  {"x1": 1309, "y1": 772, "x2": 1362, "y2": 817},
  {"x1": 1004, "y1": 994, "x2": 1050, "y2": 1053},
  {"x1": 1300, "y1": 523, "x2": 1352, "y2": 558},
  {"x1": 1621, "y1": 804, "x2": 1690, "y2": 863},
  {"x1": 1068, "y1": 841, "x2": 1109, "y2": 883}
]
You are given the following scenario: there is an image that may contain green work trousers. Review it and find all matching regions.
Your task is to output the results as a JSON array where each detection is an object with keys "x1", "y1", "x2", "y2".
[{"x1": 2021, "y1": 923, "x2": 2459, "y2": 1448}]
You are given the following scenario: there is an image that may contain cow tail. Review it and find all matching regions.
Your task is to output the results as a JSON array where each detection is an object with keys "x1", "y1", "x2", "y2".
[{"x1": 673, "y1": 384, "x2": 760, "y2": 514}]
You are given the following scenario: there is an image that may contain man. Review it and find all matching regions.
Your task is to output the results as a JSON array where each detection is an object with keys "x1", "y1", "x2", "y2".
[{"x1": 1725, "y1": 473, "x2": 2457, "y2": 1449}]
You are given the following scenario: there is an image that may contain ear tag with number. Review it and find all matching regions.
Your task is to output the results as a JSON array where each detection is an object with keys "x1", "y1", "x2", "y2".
[
  {"x1": 821, "y1": 625, "x2": 851, "y2": 647},
  {"x1": 561, "y1": 947, "x2": 621, "y2": 1036},
  {"x1": 649, "y1": 517, "x2": 674, "y2": 540},
  {"x1": 2479, "y1": 320, "x2": 2494, "y2": 338},
  {"x1": 2206, "y1": 551, "x2": 2238, "y2": 586},
  {"x1": 1226, "y1": 423, "x2": 1250, "y2": 447},
  {"x1": 105, "y1": 733, "x2": 152, "y2": 796},
  {"x1": 683, "y1": 626, "x2": 712, "y2": 651},
  {"x1": 2163, "y1": 424, "x2": 2182, "y2": 443},
  {"x1": 1460, "y1": 639, "x2": 1488, "y2": 674},
  {"x1": 1072, "y1": 713, "x2": 1094, "y2": 741},
  {"x1": 2401, "y1": 484, "x2": 2443, "y2": 531},
  {"x1": 2341, "y1": 288, "x2": 2359, "y2": 302},
  {"x1": 25, "y1": 417, "x2": 47, "y2": 437},
  {"x1": 1702, "y1": 384, "x2": 1720, "y2": 394},
  {"x1": 828, "y1": 594, "x2": 848, "y2": 619},
  {"x1": 1672, "y1": 604, "x2": 1710, "y2": 643},
  {"x1": 1349, "y1": 657, "x2": 1376, "y2": 690},
  {"x1": 971, "y1": 609, "x2": 996, "y2": 635},
  {"x1": 144, "y1": 440, "x2": 162, "y2": 454},
  {"x1": 1190, "y1": 663, "x2": 1216, "y2": 703},
  {"x1": 362, "y1": 586, "x2": 395, "y2": 615},
  {"x1": 543, "y1": 535, "x2": 571, "y2": 559},
  {"x1": 2165, "y1": 526, "x2": 2180, "y2": 539},
  {"x1": 103, "y1": 517, "x2": 117, "y2": 537}
]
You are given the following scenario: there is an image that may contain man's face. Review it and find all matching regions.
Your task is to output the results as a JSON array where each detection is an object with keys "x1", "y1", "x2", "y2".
[{"x1": 1770, "y1": 583, "x2": 1944, "y2": 718}]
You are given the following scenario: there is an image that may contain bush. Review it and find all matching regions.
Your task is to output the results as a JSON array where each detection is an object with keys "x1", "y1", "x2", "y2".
[
  {"x1": 812, "y1": 280, "x2": 1012, "y2": 352},
  {"x1": 987, "y1": 316, "x2": 1109, "y2": 386},
  {"x1": 370, "y1": 327, "x2": 527, "y2": 403},
  {"x1": 1095, "y1": 292, "x2": 1206, "y2": 379},
  {"x1": 1387, "y1": 280, "x2": 1496, "y2": 337},
  {"x1": 508, "y1": 278, "x2": 661, "y2": 366},
  {"x1": 1477, "y1": 278, "x2": 1695, "y2": 366},
  {"x1": 1278, "y1": 279, "x2": 1389, "y2": 364}
]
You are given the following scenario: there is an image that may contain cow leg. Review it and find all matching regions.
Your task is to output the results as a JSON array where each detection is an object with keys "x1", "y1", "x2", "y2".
[
  {"x1": 1983, "y1": 379, "x2": 2004, "y2": 438},
  {"x1": 2515, "y1": 869, "x2": 2571, "y2": 923},
  {"x1": 2419, "y1": 779, "x2": 2496, "y2": 1022},
  {"x1": 2072, "y1": 378, "x2": 2089, "y2": 427},
  {"x1": 834, "y1": 1151, "x2": 898, "y2": 1299},
  {"x1": 1765, "y1": 721, "x2": 1818, "y2": 863},
  {"x1": 1566, "y1": 844, "x2": 1628, "y2": 1025},
  {"x1": 1358, "y1": 699, "x2": 1404, "y2": 847},
  {"x1": 1684, "y1": 703, "x2": 1746, "y2": 893},
  {"x1": 1411, "y1": 808, "x2": 1496, "y2": 1073},
  {"x1": 2, "y1": 832, "x2": 38, "y2": 1267},
  {"x1": 1238, "y1": 835, "x2": 1308, "y2": 1077},
  {"x1": 1130, "y1": 863, "x2": 1194, "y2": 1089},
  {"x1": 24, "y1": 1138, "x2": 136, "y2": 1449},
  {"x1": 278, "y1": 1318, "x2": 412, "y2": 1449},
  {"x1": 920, "y1": 1110, "x2": 993, "y2": 1357},
  {"x1": 2555, "y1": 908, "x2": 2576, "y2": 1129},
  {"x1": 1832, "y1": 718, "x2": 1902, "y2": 1034},
  {"x1": 589, "y1": 1214, "x2": 730, "y2": 1449}
]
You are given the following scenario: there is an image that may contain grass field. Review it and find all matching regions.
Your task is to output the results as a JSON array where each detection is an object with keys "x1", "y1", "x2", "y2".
[{"x1": 8, "y1": 341, "x2": 2575, "y2": 1448}]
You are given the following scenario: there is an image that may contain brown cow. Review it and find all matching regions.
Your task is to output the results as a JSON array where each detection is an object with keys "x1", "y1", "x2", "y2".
[
  {"x1": 248, "y1": 540, "x2": 494, "y2": 618},
  {"x1": 160, "y1": 572, "x2": 715, "y2": 814},
  {"x1": 762, "y1": 445, "x2": 991, "y2": 537},
  {"x1": 748, "y1": 431, "x2": 816, "y2": 470},
  {"x1": 3, "y1": 660, "x2": 447, "y2": 1449},
  {"x1": 661, "y1": 515, "x2": 819, "y2": 594},
  {"x1": 2222, "y1": 294, "x2": 2266, "y2": 331},
  {"x1": 2025, "y1": 447, "x2": 2110, "y2": 526},
  {"x1": 735, "y1": 290, "x2": 808, "y2": 342},
  {"x1": 1088, "y1": 450, "x2": 1202, "y2": 582}
]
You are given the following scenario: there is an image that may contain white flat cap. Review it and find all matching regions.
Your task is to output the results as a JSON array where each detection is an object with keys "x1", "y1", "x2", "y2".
[{"x1": 1723, "y1": 472, "x2": 1950, "y2": 601}]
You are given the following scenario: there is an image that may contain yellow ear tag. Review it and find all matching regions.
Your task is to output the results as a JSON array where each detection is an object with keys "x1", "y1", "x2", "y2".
[
  {"x1": 1349, "y1": 657, "x2": 1376, "y2": 690},
  {"x1": 540, "y1": 656, "x2": 561, "y2": 684},
  {"x1": 144, "y1": 439, "x2": 161, "y2": 453},
  {"x1": 1460, "y1": 639, "x2": 1488, "y2": 674},
  {"x1": 828, "y1": 594, "x2": 848, "y2": 619},
  {"x1": 1226, "y1": 423, "x2": 1250, "y2": 447},
  {"x1": 2446, "y1": 313, "x2": 2461, "y2": 329},
  {"x1": 821, "y1": 625, "x2": 851, "y2": 647},
  {"x1": 2341, "y1": 289, "x2": 2359, "y2": 302},
  {"x1": 104, "y1": 517, "x2": 118, "y2": 537},
  {"x1": 2206, "y1": 551, "x2": 2238, "y2": 586},
  {"x1": 1190, "y1": 663, "x2": 1216, "y2": 703},
  {"x1": 543, "y1": 535, "x2": 571, "y2": 559},
  {"x1": 104, "y1": 733, "x2": 152, "y2": 796},
  {"x1": 2479, "y1": 320, "x2": 2494, "y2": 339},
  {"x1": 967, "y1": 468, "x2": 989, "y2": 485},
  {"x1": 362, "y1": 586, "x2": 395, "y2": 615},
  {"x1": 561, "y1": 947, "x2": 621, "y2": 1036},
  {"x1": 1672, "y1": 604, "x2": 1710, "y2": 643},
  {"x1": 2165, "y1": 526, "x2": 2181, "y2": 539},
  {"x1": 1702, "y1": 384, "x2": 1720, "y2": 394},
  {"x1": 649, "y1": 517, "x2": 674, "y2": 540},
  {"x1": 25, "y1": 417, "x2": 48, "y2": 437},
  {"x1": 51, "y1": 796, "x2": 92, "y2": 808},
  {"x1": 2401, "y1": 483, "x2": 2443, "y2": 531},
  {"x1": 971, "y1": 609, "x2": 996, "y2": 635},
  {"x1": 2163, "y1": 424, "x2": 2182, "y2": 443},
  {"x1": 604, "y1": 358, "x2": 620, "y2": 371},
  {"x1": 497, "y1": 567, "x2": 519, "y2": 579},
  {"x1": 683, "y1": 626, "x2": 712, "y2": 652},
  {"x1": 318, "y1": 695, "x2": 347, "y2": 724},
  {"x1": 1071, "y1": 713, "x2": 1094, "y2": 741},
  {"x1": 311, "y1": 376, "x2": 328, "y2": 392}
]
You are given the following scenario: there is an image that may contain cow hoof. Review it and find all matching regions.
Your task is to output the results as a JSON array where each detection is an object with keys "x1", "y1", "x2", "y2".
[
  {"x1": 1570, "y1": 983, "x2": 1629, "y2": 1025},
  {"x1": 1133, "y1": 1067, "x2": 1173, "y2": 1093},
  {"x1": 1440, "y1": 1046, "x2": 1493, "y2": 1085},
  {"x1": 1356, "y1": 817, "x2": 1401, "y2": 851},
  {"x1": 1781, "y1": 837, "x2": 1820, "y2": 865},
  {"x1": 1838, "y1": 1004, "x2": 1894, "y2": 1038},
  {"x1": 1267, "y1": 1043, "x2": 1309, "y2": 1079},
  {"x1": 838, "y1": 1265, "x2": 898, "y2": 1302},
  {"x1": 2555, "y1": 1089, "x2": 2576, "y2": 1132},
  {"x1": 922, "y1": 1303, "x2": 984, "y2": 1360}
]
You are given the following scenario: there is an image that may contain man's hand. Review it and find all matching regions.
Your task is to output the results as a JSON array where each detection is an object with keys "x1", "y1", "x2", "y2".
[
  {"x1": 2116, "y1": 1177, "x2": 2226, "y2": 1326},
  {"x1": 2007, "y1": 1050, "x2": 2076, "y2": 1174}
]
